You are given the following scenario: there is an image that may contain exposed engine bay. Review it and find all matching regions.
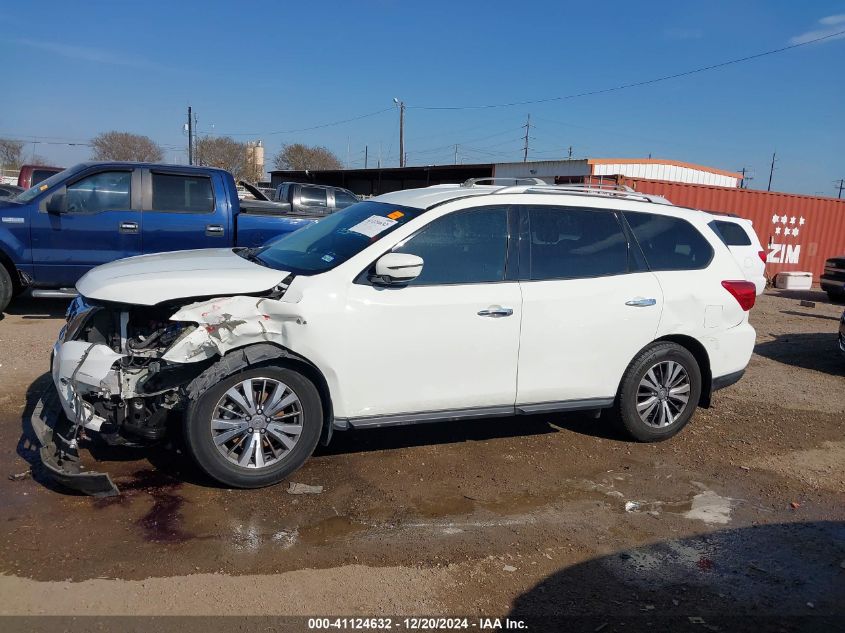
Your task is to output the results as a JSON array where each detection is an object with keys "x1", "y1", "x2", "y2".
[{"x1": 40, "y1": 275, "x2": 308, "y2": 495}]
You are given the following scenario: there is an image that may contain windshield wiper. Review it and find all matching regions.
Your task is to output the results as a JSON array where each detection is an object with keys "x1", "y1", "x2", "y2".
[{"x1": 236, "y1": 246, "x2": 269, "y2": 267}]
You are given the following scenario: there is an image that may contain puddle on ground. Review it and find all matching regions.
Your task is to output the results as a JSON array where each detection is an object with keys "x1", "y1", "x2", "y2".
[
  {"x1": 411, "y1": 489, "x2": 565, "y2": 521},
  {"x1": 298, "y1": 516, "x2": 367, "y2": 546},
  {"x1": 680, "y1": 490, "x2": 734, "y2": 524}
]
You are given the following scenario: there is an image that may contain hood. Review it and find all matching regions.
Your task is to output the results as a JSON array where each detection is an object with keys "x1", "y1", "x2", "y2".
[{"x1": 76, "y1": 248, "x2": 290, "y2": 306}]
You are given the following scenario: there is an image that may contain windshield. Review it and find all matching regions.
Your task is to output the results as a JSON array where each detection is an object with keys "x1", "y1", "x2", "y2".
[
  {"x1": 15, "y1": 164, "x2": 83, "y2": 203},
  {"x1": 255, "y1": 200, "x2": 425, "y2": 274}
]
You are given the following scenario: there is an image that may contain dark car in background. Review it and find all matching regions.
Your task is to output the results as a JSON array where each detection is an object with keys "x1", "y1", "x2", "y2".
[
  {"x1": 821, "y1": 255, "x2": 845, "y2": 302},
  {"x1": 17, "y1": 164, "x2": 64, "y2": 189}
]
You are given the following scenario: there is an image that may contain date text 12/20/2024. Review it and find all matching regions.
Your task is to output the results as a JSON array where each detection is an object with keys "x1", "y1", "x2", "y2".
[{"x1": 307, "y1": 617, "x2": 528, "y2": 630}]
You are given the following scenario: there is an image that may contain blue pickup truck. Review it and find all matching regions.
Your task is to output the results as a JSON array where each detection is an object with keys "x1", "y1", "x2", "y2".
[{"x1": 0, "y1": 162, "x2": 315, "y2": 312}]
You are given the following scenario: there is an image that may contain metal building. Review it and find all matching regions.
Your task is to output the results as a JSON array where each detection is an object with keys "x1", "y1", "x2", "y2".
[{"x1": 493, "y1": 158, "x2": 741, "y2": 188}]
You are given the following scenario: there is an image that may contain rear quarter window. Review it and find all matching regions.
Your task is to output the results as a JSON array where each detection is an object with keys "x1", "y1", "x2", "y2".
[
  {"x1": 710, "y1": 220, "x2": 752, "y2": 246},
  {"x1": 625, "y1": 212, "x2": 714, "y2": 271}
]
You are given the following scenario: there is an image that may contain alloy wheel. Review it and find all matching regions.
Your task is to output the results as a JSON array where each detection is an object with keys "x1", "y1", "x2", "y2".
[
  {"x1": 636, "y1": 360, "x2": 691, "y2": 428},
  {"x1": 211, "y1": 377, "x2": 303, "y2": 469}
]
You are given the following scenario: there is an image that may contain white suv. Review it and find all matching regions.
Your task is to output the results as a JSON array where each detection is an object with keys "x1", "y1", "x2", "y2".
[{"x1": 46, "y1": 180, "x2": 757, "y2": 493}]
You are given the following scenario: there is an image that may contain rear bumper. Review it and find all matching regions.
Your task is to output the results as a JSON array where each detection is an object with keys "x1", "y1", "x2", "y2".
[
  {"x1": 30, "y1": 380, "x2": 119, "y2": 497},
  {"x1": 705, "y1": 321, "x2": 756, "y2": 380},
  {"x1": 712, "y1": 369, "x2": 745, "y2": 391}
]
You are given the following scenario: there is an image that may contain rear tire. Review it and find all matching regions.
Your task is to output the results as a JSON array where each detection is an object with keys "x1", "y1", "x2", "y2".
[
  {"x1": 614, "y1": 342, "x2": 702, "y2": 442},
  {"x1": 826, "y1": 290, "x2": 845, "y2": 304},
  {"x1": 184, "y1": 364, "x2": 322, "y2": 488},
  {"x1": 0, "y1": 265, "x2": 13, "y2": 314}
]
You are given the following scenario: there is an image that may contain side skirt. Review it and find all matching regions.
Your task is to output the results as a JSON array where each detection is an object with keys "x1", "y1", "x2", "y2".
[{"x1": 335, "y1": 398, "x2": 615, "y2": 430}]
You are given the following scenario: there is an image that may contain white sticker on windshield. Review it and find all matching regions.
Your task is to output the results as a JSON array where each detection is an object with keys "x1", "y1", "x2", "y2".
[{"x1": 348, "y1": 215, "x2": 397, "y2": 238}]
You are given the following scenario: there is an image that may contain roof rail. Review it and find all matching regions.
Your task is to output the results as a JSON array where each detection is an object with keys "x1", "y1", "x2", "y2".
[
  {"x1": 490, "y1": 183, "x2": 672, "y2": 205},
  {"x1": 461, "y1": 177, "x2": 545, "y2": 188}
]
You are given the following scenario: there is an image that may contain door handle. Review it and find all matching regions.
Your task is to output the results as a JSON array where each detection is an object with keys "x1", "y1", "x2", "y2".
[
  {"x1": 625, "y1": 298, "x2": 657, "y2": 307},
  {"x1": 477, "y1": 305, "x2": 514, "y2": 318},
  {"x1": 206, "y1": 224, "x2": 225, "y2": 237},
  {"x1": 118, "y1": 221, "x2": 139, "y2": 234}
]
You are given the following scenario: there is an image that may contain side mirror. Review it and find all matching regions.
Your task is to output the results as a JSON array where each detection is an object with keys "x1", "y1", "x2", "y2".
[
  {"x1": 371, "y1": 253, "x2": 424, "y2": 286},
  {"x1": 46, "y1": 192, "x2": 65, "y2": 214}
]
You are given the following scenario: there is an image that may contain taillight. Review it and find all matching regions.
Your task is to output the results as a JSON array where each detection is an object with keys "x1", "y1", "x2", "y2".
[
  {"x1": 722, "y1": 280, "x2": 756, "y2": 311},
  {"x1": 758, "y1": 250, "x2": 767, "y2": 264}
]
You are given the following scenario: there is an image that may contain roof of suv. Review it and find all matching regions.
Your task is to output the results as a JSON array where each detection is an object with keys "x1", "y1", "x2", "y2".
[{"x1": 373, "y1": 180, "x2": 709, "y2": 221}]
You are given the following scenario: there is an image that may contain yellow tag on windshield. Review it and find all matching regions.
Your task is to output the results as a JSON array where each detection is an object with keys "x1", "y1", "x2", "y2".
[
  {"x1": 39, "y1": 184, "x2": 48, "y2": 191},
  {"x1": 387, "y1": 211, "x2": 404, "y2": 220}
]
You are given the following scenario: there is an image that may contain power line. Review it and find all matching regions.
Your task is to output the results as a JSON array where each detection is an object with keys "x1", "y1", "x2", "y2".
[
  {"x1": 213, "y1": 107, "x2": 394, "y2": 137},
  {"x1": 409, "y1": 29, "x2": 845, "y2": 111}
]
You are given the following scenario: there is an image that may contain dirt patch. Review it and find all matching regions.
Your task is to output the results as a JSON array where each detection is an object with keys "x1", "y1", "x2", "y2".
[
  {"x1": 752, "y1": 441, "x2": 845, "y2": 493},
  {"x1": 0, "y1": 292, "x2": 843, "y2": 619},
  {"x1": 0, "y1": 564, "x2": 455, "y2": 615}
]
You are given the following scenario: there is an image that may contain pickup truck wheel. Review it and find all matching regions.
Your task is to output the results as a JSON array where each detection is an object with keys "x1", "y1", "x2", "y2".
[
  {"x1": 184, "y1": 366, "x2": 322, "y2": 488},
  {"x1": 613, "y1": 342, "x2": 701, "y2": 442},
  {"x1": 826, "y1": 290, "x2": 845, "y2": 304},
  {"x1": 0, "y1": 265, "x2": 13, "y2": 313}
]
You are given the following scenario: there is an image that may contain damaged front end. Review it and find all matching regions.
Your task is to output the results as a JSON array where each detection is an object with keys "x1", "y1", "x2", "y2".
[{"x1": 38, "y1": 281, "x2": 304, "y2": 496}]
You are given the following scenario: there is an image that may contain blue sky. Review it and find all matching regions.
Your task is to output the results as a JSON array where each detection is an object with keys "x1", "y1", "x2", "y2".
[{"x1": 1, "y1": 0, "x2": 843, "y2": 195}]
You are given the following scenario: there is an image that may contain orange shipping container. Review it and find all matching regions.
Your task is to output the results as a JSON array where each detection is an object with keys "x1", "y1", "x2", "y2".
[{"x1": 616, "y1": 178, "x2": 845, "y2": 283}]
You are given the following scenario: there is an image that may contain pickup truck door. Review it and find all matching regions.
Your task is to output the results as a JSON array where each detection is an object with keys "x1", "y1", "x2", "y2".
[
  {"x1": 30, "y1": 167, "x2": 142, "y2": 288},
  {"x1": 140, "y1": 168, "x2": 231, "y2": 254}
]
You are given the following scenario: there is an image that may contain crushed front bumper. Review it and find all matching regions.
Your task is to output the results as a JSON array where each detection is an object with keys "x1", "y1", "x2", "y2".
[{"x1": 30, "y1": 378, "x2": 119, "y2": 496}]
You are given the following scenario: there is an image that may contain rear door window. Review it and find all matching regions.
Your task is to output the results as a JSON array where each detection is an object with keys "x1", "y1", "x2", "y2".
[
  {"x1": 625, "y1": 212, "x2": 713, "y2": 271},
  {"x1": 300, "y1": 186, "x2": 328, "y2": 208},
  {"x1": 151, "y1": 173, "x2": 214, "y2": 213},
  {"x1": 710, "y1": 220, "x2": 752, "y2": 246},
  {"x1": 526, "y1": 206, "x2": 630, "y2": 280},
  {"x1": 32, "y1": 169, "x2": 58, "y2": 185}
]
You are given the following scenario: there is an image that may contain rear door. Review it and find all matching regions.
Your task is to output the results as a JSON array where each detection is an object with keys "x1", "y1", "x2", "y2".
[
  {"x1": 516, "y1": 205, "x2": 663, "y2": 407},
  {"x1": 30, "y1": 167, "x2": 140, "y2": 287},
  {"x1": 141, "y1": 168, "x2": 230, "y2": 254}
]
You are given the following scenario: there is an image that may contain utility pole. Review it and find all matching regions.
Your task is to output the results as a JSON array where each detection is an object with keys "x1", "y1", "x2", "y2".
[
  {"x1": 393, "y1": 98, "x2": 406, "y2": 167},
  {"x1": 740, "y1": 167, "x2": 746, "y2": 189},
  {"x1": 568, "y1": 146, "x2": 573, "y2": 160},
  {"x1": 364, "y1": 145, "x2": 368, "y2": 169},
  {"x1": 454, "y1": 144, "x2": 459, "y2": 165},
  {"x1": 835, "y1": 179, "x2": 844, "y2": 199},
  {"x1": 522, "y1": 114, "x2": 531, "y2": 163},
  {"x1": 187, "y1": 106, "x2": 193, "y2": 165},
  {"x1": 767, "y1": 152, "x2": 777, "y2": 192}
]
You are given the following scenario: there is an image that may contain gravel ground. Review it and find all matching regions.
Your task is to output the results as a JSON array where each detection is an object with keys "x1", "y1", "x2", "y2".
[{"x1": 0, "y1": 290, "x2": 843, "y2": 631}]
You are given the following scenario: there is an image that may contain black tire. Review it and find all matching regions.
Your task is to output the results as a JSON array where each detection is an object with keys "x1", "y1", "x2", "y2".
[
  {"x1": 613, "y1": 342, "x2": 702, "y2": 442},
  {"x1": 184, "y1": 364, "x2": 322, "y2": 488},
  {"x1": 0, "y1": 265, "x2": 13, "y2": 314},
  {"x1": 826, "y1": 290, "x2": 845, "y2": 305}
]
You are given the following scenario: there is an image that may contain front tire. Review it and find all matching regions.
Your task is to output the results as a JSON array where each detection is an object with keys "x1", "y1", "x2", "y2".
[
  {"x1": 614, "y1": 342, "x2": 701, "y2": 442},
  {"x1": 826, "y1": 290, "x2": 845, "y2": 304},
  {"x1": 184, "y1": 365, "x2": 322, "y2": 488},
  {"x1": 0, "y1": 265, "x2": 13, "y2": 313}
]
